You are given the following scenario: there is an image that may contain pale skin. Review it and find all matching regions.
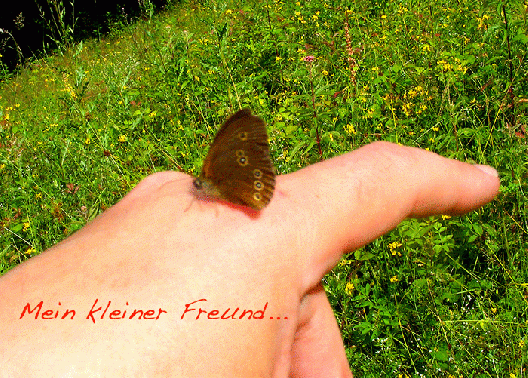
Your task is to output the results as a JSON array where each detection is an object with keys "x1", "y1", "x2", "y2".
[{"x1": 0, "y1": 142, "x2": 500, "y2": 377}]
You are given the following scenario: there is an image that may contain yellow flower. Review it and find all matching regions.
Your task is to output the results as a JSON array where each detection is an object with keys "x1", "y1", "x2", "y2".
[
  {"x1": 389, "y1": 241, "x2": 402, "y2": 256},
  {"x1": 478, "y1": 14, "x2": 489, "y2": 29},
  {"x1": 344, "y1": 124, "x2": 356, "y2": 135},
  {"x1": 118, "y1": 135, "x2": 128, "y2": 143},
  {"x1": 345, "y1": 282, "x2": 355, "y2": 295},
  {"x1": 390, "y1": 276, "x2": 399, "y2": 283},
  {"x1": 322, "y1": 70, "x2": 329, "y2": 76}
]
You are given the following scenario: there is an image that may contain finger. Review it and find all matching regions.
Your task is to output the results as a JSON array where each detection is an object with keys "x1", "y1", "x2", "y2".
[
  {"x1": 290, "y1": 284, "x2": 353, "y2": 378},
  {"x1": 278, "y1": 142, "x2": 500, "y2": 281}
]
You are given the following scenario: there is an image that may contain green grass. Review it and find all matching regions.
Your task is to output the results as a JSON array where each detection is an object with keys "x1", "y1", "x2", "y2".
[{"x1": 1, "y1": 0, "x2": 527, "y2": 376}]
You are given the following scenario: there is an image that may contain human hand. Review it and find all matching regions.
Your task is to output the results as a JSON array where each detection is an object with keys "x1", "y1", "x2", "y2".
[{"x1": 0, "y1": 142, "x2": 499, "y2": 377}]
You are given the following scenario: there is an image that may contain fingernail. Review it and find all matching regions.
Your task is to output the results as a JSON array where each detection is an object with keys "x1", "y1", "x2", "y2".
[{"x1": 475, "y1": 164, "x2": 498, "y2": 178}]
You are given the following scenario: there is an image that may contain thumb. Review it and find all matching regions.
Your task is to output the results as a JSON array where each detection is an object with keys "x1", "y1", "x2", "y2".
[{"x1": 290, "y1": 284, "x2": 353, "y2": 378}]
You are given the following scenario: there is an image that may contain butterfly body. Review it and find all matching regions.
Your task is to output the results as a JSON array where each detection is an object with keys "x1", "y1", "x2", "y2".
[{"x1": 193, "y1": 109, "x2": 276, "y2": 210}]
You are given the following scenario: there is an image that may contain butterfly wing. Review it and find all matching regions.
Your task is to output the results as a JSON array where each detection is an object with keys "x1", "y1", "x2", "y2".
[{"x1": 196, "y1": 109, "x2": 276, "y2": 210}]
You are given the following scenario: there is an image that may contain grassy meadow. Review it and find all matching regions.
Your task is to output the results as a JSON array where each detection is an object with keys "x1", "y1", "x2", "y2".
[{"x1": 1, "y1": 0, "x2": 527, "y2": 376}]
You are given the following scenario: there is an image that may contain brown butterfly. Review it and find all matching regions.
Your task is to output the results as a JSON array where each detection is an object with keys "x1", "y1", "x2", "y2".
[{"x1": 193, "y1": 109, "x2": 276, "y2": 210}]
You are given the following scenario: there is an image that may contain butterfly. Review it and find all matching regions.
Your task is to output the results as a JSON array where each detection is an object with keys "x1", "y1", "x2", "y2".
[{"x1": 193, "y1": 109, "x2": 276, "y2": 210}]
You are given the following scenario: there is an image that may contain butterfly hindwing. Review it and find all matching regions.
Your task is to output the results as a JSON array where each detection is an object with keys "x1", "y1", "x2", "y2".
[{"x1": 194, "y1": 109, "x2": 276, "y2": 210}]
